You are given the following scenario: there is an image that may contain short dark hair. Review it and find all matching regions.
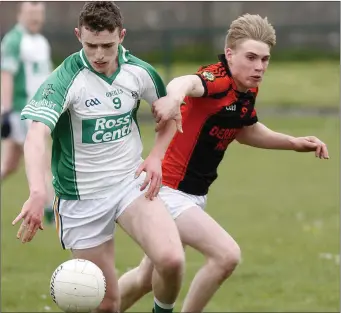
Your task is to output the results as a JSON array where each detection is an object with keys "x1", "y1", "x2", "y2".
[{"x1": 78, "y1": 1, "x2": 123, "y2": 33}]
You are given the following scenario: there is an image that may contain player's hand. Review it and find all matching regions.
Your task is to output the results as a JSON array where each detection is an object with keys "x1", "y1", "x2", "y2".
[
  {"x1": 12, "y1": 194, "x2": 45, "y2": 243},
  {"x1": 135, "y1": 155, "x2": 162, "y2": 200},
  {"x1": 152, "y1": 96, "x2": 183, "y2": 133},
  {"x1": 290, "y1": 136, "x2": 329, "y2": 159}
]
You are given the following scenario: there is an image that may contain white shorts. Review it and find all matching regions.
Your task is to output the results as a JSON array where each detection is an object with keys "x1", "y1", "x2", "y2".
[
  {"x1": 53, "y1": 171, "x2": 147, "y2": 250},
  {"x1": 8, "y1": 112, "x2": 31, "y2": 145},
  {"x1": 158, "y1": 185, "x2": 208, "y2": 219}
]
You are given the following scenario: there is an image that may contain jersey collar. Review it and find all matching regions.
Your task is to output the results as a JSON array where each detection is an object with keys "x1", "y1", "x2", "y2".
[
  {"x1": 79, "y1": 44, "x2": 129, "y2": 85},
  {"x1": 218, "y1": 54, "x2": 254, "y2": 98}
]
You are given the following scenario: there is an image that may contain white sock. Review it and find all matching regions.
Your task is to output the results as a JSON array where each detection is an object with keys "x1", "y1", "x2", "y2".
[{"x1": 154, "y1": 297, "x2": 175, "y2": 310}]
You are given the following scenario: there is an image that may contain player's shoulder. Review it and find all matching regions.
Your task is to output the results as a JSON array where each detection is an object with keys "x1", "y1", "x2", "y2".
[
  {"x1": 196, "y1": 61, "x2": 231, "y2": 85},
  {"x1": 1, "y1": 25, "x2": 24, "y2": 49},
  {"x1": 123, "y1": 46, "x2": 161, "y2": 79},
  {"x1": 196, "y1": 61, "x2": 227, "y2": 78},
  {"x1": 49, "y1": 51, "x2": 85, "y2": 86},
  {"x1": 195, "y1": 60, "x2": 232, "y2": 96}
]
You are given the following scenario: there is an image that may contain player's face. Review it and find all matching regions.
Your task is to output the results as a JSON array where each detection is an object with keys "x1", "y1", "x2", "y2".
[
  {"x1": 18, "y1": 2, "x2": 46, "y2": 34},
  {"x1": 75, "y1": 27, "x2": 126, "y2": 76},
  {"x1": 226, "y1": 39, "x2": 270, "y2": 91}
]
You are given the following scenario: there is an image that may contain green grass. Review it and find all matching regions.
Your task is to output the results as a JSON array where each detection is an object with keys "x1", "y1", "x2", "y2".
[
  {"x1": 137, "y1": 61, "x2": 340, "y2": 115},
  {"x1": 1, "y1": 116, "x2": 339, "y2": 312}
]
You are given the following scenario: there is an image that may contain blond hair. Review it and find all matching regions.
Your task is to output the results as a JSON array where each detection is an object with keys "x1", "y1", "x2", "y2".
[{"x1": 225, "y1": 14, "x2": 276, "y2": 49}]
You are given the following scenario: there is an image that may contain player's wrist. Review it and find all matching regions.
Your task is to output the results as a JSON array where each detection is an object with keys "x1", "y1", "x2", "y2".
[
  {"x1": 29, "y1": 189, "x2": 48, "y2": 204},
  {"x1": 166, "y1": 91, "x2": 185, "y2": 106},
  {"x1": 148, "y1": 149, "x2": 164, "y2": 161},
  {"x1": 288, "y1": 137, "x2": 299, "y2": 150}
]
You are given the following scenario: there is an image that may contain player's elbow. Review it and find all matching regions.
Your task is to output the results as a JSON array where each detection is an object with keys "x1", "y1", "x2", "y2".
[{"x1": 235, "y1": 136, "x2": 247, "y2": 145}]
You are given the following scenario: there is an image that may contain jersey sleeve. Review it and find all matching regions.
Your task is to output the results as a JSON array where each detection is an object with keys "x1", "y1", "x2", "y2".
[
  {"x1": 140, "y1": 64, "x2": 166, "y2": 105},
  {"x1": 243, "y1": 108, "x2": 258, "y2": 126},
  {"x1": 195, "y1": 63, "x2": 231, "y2": 97},
  {"x1": 1, "y1": 31, "x2": 21, "y2": 74},
  {"x1": 21, "y1": 63, "x2": 75, "y2": 132}
]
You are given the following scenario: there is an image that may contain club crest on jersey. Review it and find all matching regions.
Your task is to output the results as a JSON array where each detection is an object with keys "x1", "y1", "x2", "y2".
[
  {"x1": 42, "y1": 84, "x2": 55, "y2": 99},
  {"x1": 131, "y1": 91, "x2": 139, "y2": 99},
  {"x1": 202, "y1": 71, "x2": 215, "y2": 82}
]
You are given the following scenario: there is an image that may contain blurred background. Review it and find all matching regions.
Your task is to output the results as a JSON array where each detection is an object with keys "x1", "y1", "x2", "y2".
[
  {"x1": 1, "y1": 1, "x2": 340, "y2": 312},
  {"x1": 1, "y1": 1, "x2": 340, "y2": 111}
]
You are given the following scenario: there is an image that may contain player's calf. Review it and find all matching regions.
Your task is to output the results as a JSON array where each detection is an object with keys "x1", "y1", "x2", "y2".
[
  {"x1": 119, "y1": 256, "x2": 154, "y2": 312},
  {"x1": 151, "y1": 250, "x2": 184, "y2": 313},
  {"x1": 175, "y1": 207, "x2": 241, "y2": 312},
  {"x1": 72, "y1": 240, "x2": 120, "y2": 313}
]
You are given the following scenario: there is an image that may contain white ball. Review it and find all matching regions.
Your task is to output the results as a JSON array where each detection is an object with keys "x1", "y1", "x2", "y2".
[{"x1": 50, "y1": 259, "x2": 106, "y2": 312}]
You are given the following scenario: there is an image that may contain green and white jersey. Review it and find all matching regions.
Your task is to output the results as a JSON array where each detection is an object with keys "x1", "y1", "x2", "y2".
[
  {"x1": 21, "y1": 45, "x2": 166, "y2": 200},
  {"x1": 1, "y1": 24, "x2": 52, "y2": 112}
]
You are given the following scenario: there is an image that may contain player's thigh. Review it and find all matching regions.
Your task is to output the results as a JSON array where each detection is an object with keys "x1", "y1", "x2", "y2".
[
  {"x1": 54, "y1": 196, "x2": 119, "y2": 302},
  {"x1": 117, "y1": 194, "x2": 183, "y2": 264},
  {"x1": 158, "y1": 187, "x2": 237, "y2": 258},
  {"x1": 158, "y1": 185, "x2": 207, "y2": 219},
  {"x1": 176, "y1": 207, "x2": 240, "y2": 260},
  {"x1": 53, "y1": 196, "x2": 116, "y2": 251},
  {"x1": 116, "y1": 181, "x2": 183, "y2": 266},
  {"x1": 72, "y1": 239, "x2": 119, "y2": 303},
  {"x1": 1, "y1": 138, "x2": 22, "y2": 169}
]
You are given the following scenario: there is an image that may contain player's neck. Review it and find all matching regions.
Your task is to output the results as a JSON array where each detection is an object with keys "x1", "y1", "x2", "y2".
[
  {"x1": 233, "y1": 80, "x2": 249, "y2": 93},
  {"x1": 226, "y1": 60, "x2": 249, "y2": 93},
  {"x1": 102, "y1": 59, "x2": 119, "y2": 77}
]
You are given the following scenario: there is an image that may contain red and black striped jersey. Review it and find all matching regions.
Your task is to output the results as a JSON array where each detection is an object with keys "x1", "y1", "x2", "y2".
[{"x1": 162, "y1": 54, "x2": 259, "y2": 196}]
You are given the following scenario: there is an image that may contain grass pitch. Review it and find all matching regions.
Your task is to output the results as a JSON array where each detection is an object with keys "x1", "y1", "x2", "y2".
[{"x1": 1, "y1": 116, "x2": 339, "y2": 312}]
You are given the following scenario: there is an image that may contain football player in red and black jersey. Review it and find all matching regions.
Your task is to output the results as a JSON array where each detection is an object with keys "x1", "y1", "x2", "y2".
[{"x1": 118, "y1": 14, "x2": 329, "y2": 313}]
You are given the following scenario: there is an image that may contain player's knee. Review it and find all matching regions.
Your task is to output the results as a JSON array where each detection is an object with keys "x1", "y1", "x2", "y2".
[
  {"x1": 212, "y1": 242, "x2": 241, "y2": 280},
  {"x1": 154, "y1": 250, "x2": 185, "y2": 278}
]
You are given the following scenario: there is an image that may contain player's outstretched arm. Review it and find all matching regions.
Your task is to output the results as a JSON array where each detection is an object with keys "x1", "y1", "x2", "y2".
[
  {"x1": 167, "y1": 75, "x2": 205, "y2": 100},
  {"x1": 138, "y1": 63, "x2": 182, "y2": 199},
  {"x1": 153, "y1": 75, "x2": 204, "y2": 132},
  {"x1": 12, "y1": 121, "x2": 51, "y2": 243},
  {"x1": 136, "y1": 120, "x2": 177, "y2": 200},
  {"x1": 149, "y1": 120, "x2": 177, "y2": 161},
  {"x1": 23, "y1": 121, "x2": 51, "y2": 201},
  {"x1": 236, "y1": 122, "x2": 329, "y2": 159}
]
